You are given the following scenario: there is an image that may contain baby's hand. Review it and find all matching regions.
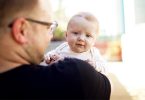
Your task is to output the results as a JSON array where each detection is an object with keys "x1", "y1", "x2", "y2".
[
  {"x1": 44, "y1": 54, "x2": 61, "y2": 64},
  {"x1": 85, "y1": 59, "x2": 95, "y2": 67}
]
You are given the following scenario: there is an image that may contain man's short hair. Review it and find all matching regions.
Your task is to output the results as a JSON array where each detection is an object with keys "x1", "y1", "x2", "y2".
[{"x1": 0, "y1": 0, "x2": 38, "y2": 27}]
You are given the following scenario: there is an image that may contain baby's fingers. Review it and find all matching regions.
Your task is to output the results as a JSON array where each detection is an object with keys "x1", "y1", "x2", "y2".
[{"x1": 44, "y1": 56, "x2": 51, "y2": 64}]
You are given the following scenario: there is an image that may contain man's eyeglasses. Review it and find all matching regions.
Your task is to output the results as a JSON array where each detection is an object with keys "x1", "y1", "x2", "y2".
[
  {"x1": 9, "y1": 18, "x2": 58, "y2": 35},
  {"x1": 26, "y1": 18, "x2": 58, "y2": 35}
]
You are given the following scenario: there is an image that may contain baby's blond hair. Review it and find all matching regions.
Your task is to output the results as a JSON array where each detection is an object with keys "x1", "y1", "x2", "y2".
[{"x1": 67, "y1": 12, "x2": 99, "y2": 33}]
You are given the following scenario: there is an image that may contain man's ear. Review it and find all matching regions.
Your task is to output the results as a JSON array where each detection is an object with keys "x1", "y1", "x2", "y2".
[{"x1": 11, "y1": 18, "x2": 28, "y2": 44}]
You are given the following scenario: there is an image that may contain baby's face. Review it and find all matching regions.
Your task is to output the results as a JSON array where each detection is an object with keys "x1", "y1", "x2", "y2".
[{"x1": 66, "y1": 18, "x2": 98, "y2": 53}]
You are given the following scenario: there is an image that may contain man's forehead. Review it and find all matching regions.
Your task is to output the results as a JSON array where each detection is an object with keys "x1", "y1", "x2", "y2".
[
  {"x1": 39, "y1": 0, "x2": 51, "y2": 10},
  {"x1": 38, "y1": 0, "x2": 53, "y2": 20}
]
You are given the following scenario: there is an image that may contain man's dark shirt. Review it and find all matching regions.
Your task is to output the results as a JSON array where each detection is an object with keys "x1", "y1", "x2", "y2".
[{"x1": 0, "y1": 58, "x2": 111, "y2": 99}]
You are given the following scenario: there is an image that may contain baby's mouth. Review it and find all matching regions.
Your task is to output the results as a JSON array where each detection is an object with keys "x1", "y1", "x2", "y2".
[{"x1": 76, "y1": 43, "x2": 85, "y2": 47}]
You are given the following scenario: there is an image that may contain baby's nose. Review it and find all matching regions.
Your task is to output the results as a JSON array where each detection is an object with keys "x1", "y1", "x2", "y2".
[{"x1": 78, "y1": 34, "x2": 86, "y2": 41}]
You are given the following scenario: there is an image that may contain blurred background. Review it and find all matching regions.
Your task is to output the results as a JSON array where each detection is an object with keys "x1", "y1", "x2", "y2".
[{"x1": 48, "y1": 0, "x2": 145, "y2": 100}]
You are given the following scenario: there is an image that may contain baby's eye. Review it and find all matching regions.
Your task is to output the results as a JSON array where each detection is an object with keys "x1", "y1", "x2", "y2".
[
  {"x1": 86, "y1": 34, "x2": 92, "y2": 37},
  {"x1": 73, "y1": 32, "x2": 79, "y2": 35}
]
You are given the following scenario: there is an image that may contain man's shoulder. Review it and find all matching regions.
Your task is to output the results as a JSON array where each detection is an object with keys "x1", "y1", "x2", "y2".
[
  {"x1": 52, "y1": 58, "x2": 100, "y2": 78},
  {"x1": 46, "y1": 58, "x2": 95, "y2": 73},
  {"x1": 20, "y1": 58, "x2": 94, "y2": 77},
  {"x1": 1, "y1": 58, "x2": 97, "y2": 77},
  {"x1": 0, "y1": 58, "x2": 111, "y2": 99},
  {"x1": 40, "y1": 58, "x2": 97, "y2": 78}
]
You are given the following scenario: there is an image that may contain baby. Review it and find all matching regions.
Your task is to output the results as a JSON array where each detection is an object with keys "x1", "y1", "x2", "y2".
[{"x1": 42, "y1": 12, "x2": 107, "y2": 74}]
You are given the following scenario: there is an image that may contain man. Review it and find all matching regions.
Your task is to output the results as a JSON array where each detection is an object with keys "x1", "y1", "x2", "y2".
[{"x1": 0, "y1": 0, "x2": 111, "y2": 99}]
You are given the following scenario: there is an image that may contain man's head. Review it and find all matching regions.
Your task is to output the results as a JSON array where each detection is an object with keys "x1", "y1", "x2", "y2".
[
  {"x1": 0, "y1": 0, "x2": 56, "y2": 66},
  {"x1": 65, "y1": 12, "x2": 99, "y2": 53}
]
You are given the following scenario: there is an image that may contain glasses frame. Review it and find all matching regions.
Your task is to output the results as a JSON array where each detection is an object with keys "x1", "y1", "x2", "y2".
[
  {"x1": 26, "y1": 18, "x2": 58, "y2": 35},
  {"x1": 8, "y1": 18, "x2": 58, "y2": 35}
]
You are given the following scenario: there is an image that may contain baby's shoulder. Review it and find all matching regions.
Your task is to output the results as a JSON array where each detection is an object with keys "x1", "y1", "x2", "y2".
[{"x1": 91, "y1": 47, "x2": 100, "y2": 54}]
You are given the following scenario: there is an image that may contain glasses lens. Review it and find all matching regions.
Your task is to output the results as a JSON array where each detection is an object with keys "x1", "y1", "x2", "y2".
[{"x1": 49, "y1": 21, "x2": 58, "y2": 35}]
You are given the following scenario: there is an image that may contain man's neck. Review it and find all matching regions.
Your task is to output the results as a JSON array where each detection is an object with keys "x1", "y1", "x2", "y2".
[
  {"x1": 0, "y1": 49, "x2": 29, "y2": 73},
  {"x1": 0, "y1": 59, "x2": 23, "y2": 73},
  {"x1": 0, "y1": 34, "x2": 30, "y2": 73}
]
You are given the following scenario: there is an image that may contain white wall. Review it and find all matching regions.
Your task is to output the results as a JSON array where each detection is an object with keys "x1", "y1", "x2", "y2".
[{"x1": 122, "y1": 0, "x2": 145, "y2": 67}]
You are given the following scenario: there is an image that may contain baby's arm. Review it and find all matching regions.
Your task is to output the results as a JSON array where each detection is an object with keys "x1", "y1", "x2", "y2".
[
  {"x1": 91, "y1": 47, "x2": 108, "y2": 75},
  {"x1": 40, "y1": 42, "x2": 68, "y2": 65}
]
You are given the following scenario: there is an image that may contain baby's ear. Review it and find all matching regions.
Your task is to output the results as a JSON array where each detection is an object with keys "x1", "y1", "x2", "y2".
[{"x1": 64, "y1": 31, "x2": 67, "y2": 37}]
